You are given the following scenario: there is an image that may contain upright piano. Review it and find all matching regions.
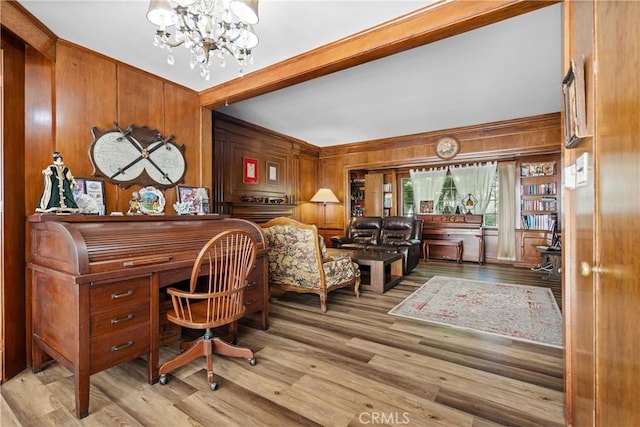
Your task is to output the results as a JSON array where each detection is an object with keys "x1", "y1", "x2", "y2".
[
  {"x1": 418, "y1": 214, "x2": 485, "y2": 263},
  {"x1": 27, "y1": 214, "x2": 268, "y2": 418}
]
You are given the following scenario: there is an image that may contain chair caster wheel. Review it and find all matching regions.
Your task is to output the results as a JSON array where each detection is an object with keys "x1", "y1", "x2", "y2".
[
  {"x1": 159, "y1": 374, "x2": 168, "y2": 385},
  {"x1": 210, "y1": 381, "x2": 219, "y2": 391},
  {"x1": 249, "y1": 357, "x2": 257, "y2": 366}
]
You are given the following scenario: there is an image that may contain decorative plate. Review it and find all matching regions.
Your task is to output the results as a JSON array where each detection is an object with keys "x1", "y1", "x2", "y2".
[
  {"x1": 138, "y1": 186, "x2": 165, "y2": 215},
  {"x1": 435, "y1": 136, "x2": 460, "y2": 160}
]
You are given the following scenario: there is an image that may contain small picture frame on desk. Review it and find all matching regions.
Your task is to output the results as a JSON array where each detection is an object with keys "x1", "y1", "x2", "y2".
[
  {"x1": 177, "y1": 186, "x2": 210, "y2": 214},
  {"x1": 73, "y1": 178, "x2": 105, "y2": 215},
  {"x1": 420, "y1": 200, "x2": 434, "y2": 214}
]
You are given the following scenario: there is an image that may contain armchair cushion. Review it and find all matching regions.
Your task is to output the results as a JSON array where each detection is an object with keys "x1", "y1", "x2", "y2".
[{"x1": 262, "y1": 217, "x2": 360, "y2": 312}]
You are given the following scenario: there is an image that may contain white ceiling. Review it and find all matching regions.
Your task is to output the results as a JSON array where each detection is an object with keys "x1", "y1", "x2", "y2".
[{"x1": 18, "y1": 1, "x2": 562, "y2": 147}]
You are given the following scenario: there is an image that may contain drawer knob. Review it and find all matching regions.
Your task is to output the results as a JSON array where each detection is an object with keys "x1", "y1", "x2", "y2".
[
  {"x1": 111, "y1": 314, "x2": 134, "y2": 324},
  {"x1": 246, "y1": 280, "x2": 256, "y2": 288},
  {"x1": 111, "y1": 289, "x2": 133, "y2": 299},
  {"x1": 111, "y1": 341, "x2": 134, "y2": 352}
]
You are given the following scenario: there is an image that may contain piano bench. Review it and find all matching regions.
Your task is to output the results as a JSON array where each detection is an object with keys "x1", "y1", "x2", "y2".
[{"x1": 422, "y1": 239, "x2": 463, "y2": 263}]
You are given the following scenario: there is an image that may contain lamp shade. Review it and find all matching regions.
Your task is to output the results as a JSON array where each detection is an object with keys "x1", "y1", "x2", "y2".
[
  {"x1": 230, "y1": 0, "x2": 260, "y2": 24},
  {"x1": 146, "y1": 0, "x2": 174, "y2": 27},
  {"x1": 310, "y1": 188, "x2": 339, "y2": 203}
]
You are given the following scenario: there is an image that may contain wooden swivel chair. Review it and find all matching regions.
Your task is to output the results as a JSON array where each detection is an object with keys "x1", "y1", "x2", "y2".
[{"x1": 159, "y1": 230, "x2": 257, "y2": 390}]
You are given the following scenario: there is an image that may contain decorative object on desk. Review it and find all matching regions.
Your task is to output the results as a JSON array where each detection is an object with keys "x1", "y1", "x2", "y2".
[
  {"x1": 127, "y1": 191, "x2": 143, "y2": 215},
  {"x1": 177, "y1": 185, "x2": 209, "y2": 214},
  {"x1": 173, "y1": 200, "x2": 193, "y2": 215},
  {"x1": 310, "y1": 188, "x2": 340, "y2": 240},
  {"x1": 73, "y1": 178, "x2": 106, "y2": 215},
  {"x1": 419, "y1": 200, "x2": 434, "y2": 214},
  {"x1": 243, "y1": 157, "x2": 258, "y2": 184},
  {"x1": 146, "y1": 0, "x2": 259, "y2": 81},
  {"x1": 462, "y1": 193, "x2": 477, "y2": 215},
  {"x1": 563, "y1": 56, "x2": 588, "y2": 148},
  {"x1": 435, "y1": 136, "x2": 460, "y2": 160},
  {"x1": 89, "y1": 122, "x2": 186, "y2": 190},
  {"x1": 196, "y1": 187, "x2": 210, "y2": 214},
  {"x1": 388, "y1": 276, "x2": 562, "y2": 348},
  {"x1": 138, "y1": 186, "x2": 165, "y2": 215},
  {"x1": 36, "y1": 151, "x2": 80, "y2": 213}
]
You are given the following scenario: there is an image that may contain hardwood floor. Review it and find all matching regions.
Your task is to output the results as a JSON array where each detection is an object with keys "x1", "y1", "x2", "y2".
[{"x1": 1, "y1": 261, "x2": 564, "y2": 426}]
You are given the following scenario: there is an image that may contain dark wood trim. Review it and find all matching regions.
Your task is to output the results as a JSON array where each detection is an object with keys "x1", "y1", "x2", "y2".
[
  {"x1": 1, "y1": 0, "x2": 57, "y2": 62},
  {"x1": 199, "y1": 0, "x2": 560, "y2": 109}
]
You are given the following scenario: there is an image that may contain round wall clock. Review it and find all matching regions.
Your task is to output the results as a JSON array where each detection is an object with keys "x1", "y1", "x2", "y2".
[
  {"x1": 435, "y1": 136, "x2": 460, "y2": 160},
  {"x1": 89, "y1": 122, "x2": 186, "y2": 190}
]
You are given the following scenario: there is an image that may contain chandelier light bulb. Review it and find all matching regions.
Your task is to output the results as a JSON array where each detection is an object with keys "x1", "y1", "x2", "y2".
[{"x1": 146, "y1": 0, "x2": 259, "y2": 79}]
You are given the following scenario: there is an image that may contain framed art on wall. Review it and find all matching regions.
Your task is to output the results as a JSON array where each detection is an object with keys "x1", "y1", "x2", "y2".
[
  {"x1": 266, "y1": 161, "x2": 279, "y2": 185},
  {"x1": 562, "y1": 56, "x2": 588, "y2": 148},
  {"x1": 243, "y1": 157, "x2": 258, "y2": 184}
]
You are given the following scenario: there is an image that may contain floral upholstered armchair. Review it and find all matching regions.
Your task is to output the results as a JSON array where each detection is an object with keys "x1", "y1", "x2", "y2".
[{"x1": 261, "y1": 217, "x2": 360, "y2": 313}]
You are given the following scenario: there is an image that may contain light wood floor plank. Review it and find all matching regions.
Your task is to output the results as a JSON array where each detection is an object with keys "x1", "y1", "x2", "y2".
[{"x1": 1, "y1": 260, "x2": 564, "y2": 426}]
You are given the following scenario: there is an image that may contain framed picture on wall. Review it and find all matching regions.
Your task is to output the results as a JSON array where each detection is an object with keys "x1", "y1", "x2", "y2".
[
  {"x1": 73, "y1": 178, "x2": 106, "y2": 214},
  {"x1": 243, "y1": 157, "x2": 258, "y2": 184},
  {"x1": 563, "y1": 56, "x2": 588, "y2": 148},
  {"x1": 266, "y1": 161, "x2": 279, "y2": 185}
]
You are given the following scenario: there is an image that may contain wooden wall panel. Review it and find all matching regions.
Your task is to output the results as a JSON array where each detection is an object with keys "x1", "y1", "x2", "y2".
[
  {"x1": 163, "y1": 83, "x2": 200, "y2": 210},
  {"x1": 213, "y1": 113, "x2": 319, "y2": 222},
  {"x1": 2, "y1": 32, "x2": 27, "y2": 380},
  {"x1": 297, "y1": 150, "x2": 318, "y2": 225},
  {"x1": 54, "y1": 42, "x2": 117, "y2": 208},
  {"x1": 321, "y1": 113, "x2": 562, "y2": 232},
  {"x1": 116, "y1": 66, "x2": 164, "y2": 211},
  {"x1": 117, "y1": 66, "x2": 164, "y2": 129},
  {"x1": 24, "y1": 47, "x2": 54, "y2": 214}
]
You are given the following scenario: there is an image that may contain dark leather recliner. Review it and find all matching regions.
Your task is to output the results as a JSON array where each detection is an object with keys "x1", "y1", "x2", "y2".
[{"x1": 331, "y1": 216, "x2": 423, "y2": 274}]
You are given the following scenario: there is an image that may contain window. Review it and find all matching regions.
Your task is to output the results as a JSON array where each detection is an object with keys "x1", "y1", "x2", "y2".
[
  {"x1": 401, "y1": 177, "x2": 414, "y2": 215},
  {"x1": 403, "y1": 169, "x2": 499, "y2": 227},
  {"x1": 484, "y1": 174, "x2": 499, "y2": 227}
]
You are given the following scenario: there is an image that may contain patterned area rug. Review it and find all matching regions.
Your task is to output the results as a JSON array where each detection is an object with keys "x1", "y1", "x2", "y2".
[{"x1": 388, "y1": 276, "x2": 563, "y2": 347}]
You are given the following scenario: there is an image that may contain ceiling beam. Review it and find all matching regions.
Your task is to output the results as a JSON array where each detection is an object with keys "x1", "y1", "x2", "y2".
[
  {"x1": 1, "y1": 0, "x2": 57, "y2": 62},
  {"x1": 199, "y1": 0, "x2": 560, "y2": 109}
]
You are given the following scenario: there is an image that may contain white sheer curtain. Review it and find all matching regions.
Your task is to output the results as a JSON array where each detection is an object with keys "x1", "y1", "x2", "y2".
[
  {"x1": 497, "y1": 161, "x2": 516, "y2": 260},
  {"x1": 449, "y1": 162, "x2": 497, "y2": 214},
  {"x1": 410, "y1": 167, "x2": 448, "y2": 213}
]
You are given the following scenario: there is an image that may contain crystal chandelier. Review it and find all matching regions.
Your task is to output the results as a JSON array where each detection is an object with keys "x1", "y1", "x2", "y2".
[{"x1": 146, "y1": 0, "x2": 259, "y2": 81}]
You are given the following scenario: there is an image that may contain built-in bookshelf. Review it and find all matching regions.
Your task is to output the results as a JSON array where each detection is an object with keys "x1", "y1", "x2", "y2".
[{"x1": 519, "y1": 158, "x2": 558, "y2": 231}]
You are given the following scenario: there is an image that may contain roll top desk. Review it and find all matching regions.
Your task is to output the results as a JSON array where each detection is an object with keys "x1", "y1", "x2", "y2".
[{"x1": 27, "y1": 214, "x2": 268, "y2": 418}]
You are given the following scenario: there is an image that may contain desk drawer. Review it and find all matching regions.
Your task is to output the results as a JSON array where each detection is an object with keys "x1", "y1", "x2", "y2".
[
  {"x1": 90, "y1": 276, "x2": 150, "y2": 313},
  {"x1": 90, "y1": 323, "x2": 150, "y2": 373},
  {"x1": 91, "y1": 303, "x2": 150, "y2": 337},
  {"x1": 243, "y1": 263, "x2": 264, "y2": 313}
]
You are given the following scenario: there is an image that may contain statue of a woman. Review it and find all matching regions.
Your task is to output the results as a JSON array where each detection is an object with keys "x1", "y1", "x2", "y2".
[{"x1": 35, "y1": 152, "x2": 80, "y2": 213}]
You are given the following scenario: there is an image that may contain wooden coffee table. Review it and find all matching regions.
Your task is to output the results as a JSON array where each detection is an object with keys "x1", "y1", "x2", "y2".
[{"x1": 329, "y1": 249, "x2": 403, "y2": 294}]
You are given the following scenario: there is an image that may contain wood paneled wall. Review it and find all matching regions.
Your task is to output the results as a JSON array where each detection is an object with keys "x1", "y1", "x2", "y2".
[
  {"x1": 320, "y1": 113, "x2": 562, "y2": 231},
  {"x1": 2, "y1": 31, "x2": 27, "y2": 381},
  {"x1": 212, "y1": 113, "x2": 319, "y2": 222},
  {"x1": 48, "y1": 41, "x2": 201, "y2": 214}
]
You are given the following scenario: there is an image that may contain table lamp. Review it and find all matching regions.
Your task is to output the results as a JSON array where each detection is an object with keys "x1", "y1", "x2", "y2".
[{"x1": 310, "y1": 188, "x2": 340, "y2": 240}]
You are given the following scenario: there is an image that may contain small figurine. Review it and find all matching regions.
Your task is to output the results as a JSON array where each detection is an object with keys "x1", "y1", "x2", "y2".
[
  {"x1": 127, "y1": 191, "x2": 142, "y2": 215},
  {"x1": 36, "y1": 152, "x2": 80, "y2": 213}
]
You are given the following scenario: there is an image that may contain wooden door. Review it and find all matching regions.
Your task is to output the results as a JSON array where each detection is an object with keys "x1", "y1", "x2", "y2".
[
  {"x1": 565, "y1": 1, "x2": 640, "y2": 425},
  {"x1": 364, "y1": 172, "x2": 383, "y2": 216},
  {"x1": 592, "y1": 1, "x2": 640, "y2": 424}
]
